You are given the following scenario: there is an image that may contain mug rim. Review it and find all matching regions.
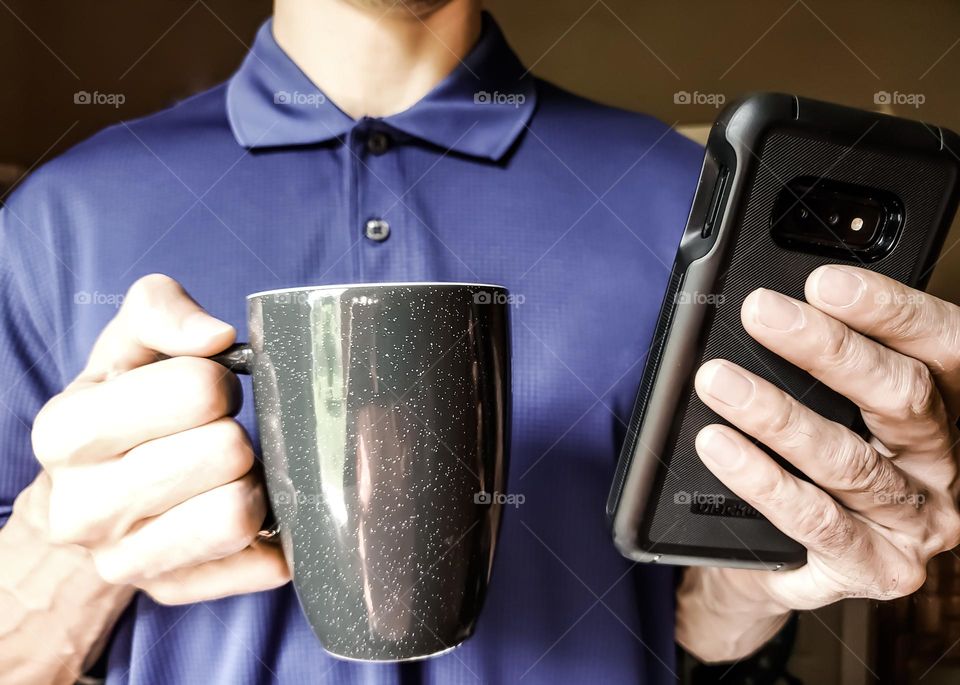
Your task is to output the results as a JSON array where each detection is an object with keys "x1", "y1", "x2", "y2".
[{"x1": 247, "y1": 282, "x2": 508, "y2": 299}]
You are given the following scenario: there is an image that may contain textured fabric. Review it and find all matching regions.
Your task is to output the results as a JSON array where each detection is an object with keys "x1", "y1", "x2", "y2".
[{"x1": 0, "y1": 13, "x2": 702, "y2": 685}]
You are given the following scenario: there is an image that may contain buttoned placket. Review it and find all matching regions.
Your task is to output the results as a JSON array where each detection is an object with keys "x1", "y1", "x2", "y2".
[{"x1": 349, "y1": 120, "x2": 411, "y2": 282}]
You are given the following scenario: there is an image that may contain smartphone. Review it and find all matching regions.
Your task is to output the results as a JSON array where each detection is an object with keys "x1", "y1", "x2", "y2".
[{"x1": 607, "y1": 93, "x2": 960, "y2": 570}]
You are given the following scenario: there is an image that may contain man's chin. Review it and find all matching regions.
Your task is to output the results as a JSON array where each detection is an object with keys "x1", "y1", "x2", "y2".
[{"x1": 340, "y1": 0, "x2": 458, "y2": 19}]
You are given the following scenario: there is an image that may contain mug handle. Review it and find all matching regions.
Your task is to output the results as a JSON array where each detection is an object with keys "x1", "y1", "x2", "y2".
[
  {"x1": 208, "y1": 342, "x2": 281, "y2": 539},
  {"x1": 209, "y1": 342, "x2": 255, "y2": 374}
]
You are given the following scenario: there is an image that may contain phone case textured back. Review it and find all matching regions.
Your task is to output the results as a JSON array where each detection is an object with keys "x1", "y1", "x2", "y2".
[{"x1": 612, "y1": 94, "x2": 960, "y2": 566}]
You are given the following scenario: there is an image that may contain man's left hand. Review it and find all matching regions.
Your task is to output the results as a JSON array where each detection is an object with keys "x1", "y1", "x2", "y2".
[{"x1": 676, "y1": 265, "x2": 960, "y2": 662}]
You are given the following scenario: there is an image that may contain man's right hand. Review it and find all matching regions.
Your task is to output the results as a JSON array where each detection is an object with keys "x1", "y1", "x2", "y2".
[{"x1": 31, "y1": 274, "x2": 289, "y2": 605}]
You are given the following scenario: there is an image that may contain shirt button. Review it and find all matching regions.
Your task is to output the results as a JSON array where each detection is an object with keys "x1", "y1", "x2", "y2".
[
  {"x1": 366, "y1": 131, "x2": 391, "y2": 155},
  {"x1": 365, "y1": 218, "x2": 390, "y2": 242}
]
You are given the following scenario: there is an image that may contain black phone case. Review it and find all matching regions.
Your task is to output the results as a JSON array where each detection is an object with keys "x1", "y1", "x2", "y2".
[{"x1": 608, "y1": 93, "x2": 960, "y2": 569}]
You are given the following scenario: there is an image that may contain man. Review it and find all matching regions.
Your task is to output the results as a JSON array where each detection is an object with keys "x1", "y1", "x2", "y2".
[{"x1": 2, "y1": 0, "x2": 959, "y2": 683}]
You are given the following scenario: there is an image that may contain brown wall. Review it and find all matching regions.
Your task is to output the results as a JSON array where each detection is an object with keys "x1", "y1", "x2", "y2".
[{"x1": 3, "y1": 0, "x2": 959, "y2": 297}]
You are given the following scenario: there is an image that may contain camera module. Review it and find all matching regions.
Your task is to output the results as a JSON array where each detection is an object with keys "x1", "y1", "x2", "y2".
[{"x1": 770, "y1": 176, "x2": 903, "y2": 262}]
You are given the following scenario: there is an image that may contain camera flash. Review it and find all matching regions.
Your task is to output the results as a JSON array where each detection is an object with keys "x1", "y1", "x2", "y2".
[{"x1": 850, "y1": 217, "x2": 864, "y2": 231}]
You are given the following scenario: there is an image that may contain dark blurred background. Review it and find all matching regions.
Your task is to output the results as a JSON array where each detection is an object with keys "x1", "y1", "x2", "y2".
[
  {"x1": 3, "y1": 1, "x2": 960, "y2": 682},
  {"x1": 3, "y1": 0, "x2": 960, "y2": 295}
]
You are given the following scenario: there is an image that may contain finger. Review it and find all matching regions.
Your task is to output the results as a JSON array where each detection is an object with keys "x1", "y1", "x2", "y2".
[
  {"x1": 46, "y1": 418, "x2": 255, "y2": 545},
  {"x1": 138, "y1": 542, "x2": 290, "y2": 605},
  {"x1": 32, "y1": 356, "x2": 241, "y2": 468},
  {"x1": 741, "y1": 288, "x2": 951, "y2": 457},
  {"x1": 695, "y1": 360, "x2": 927, "y2": 526},
  {"x1": 805, "y1": 266, "x2": 960, "y2": 414},
  {"x1": 79, "y1": 273, "x2": 235, "y2": 382},
  {"x1": 90, "y1": 472, "x2": 267, "y2": 585},
  {"x1": 695, "y1": 424, "x2": 873, "y2": 562}
]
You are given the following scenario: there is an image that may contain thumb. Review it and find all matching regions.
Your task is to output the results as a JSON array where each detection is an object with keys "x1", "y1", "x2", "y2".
[{"x1": 78, "y1": 274, "x2": 235, "y2": 382}]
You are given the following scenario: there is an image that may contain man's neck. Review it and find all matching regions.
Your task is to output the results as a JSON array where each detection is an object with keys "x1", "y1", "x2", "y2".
[{"x1": 272, "y1": 0, "x2": 482, "y2": 120}]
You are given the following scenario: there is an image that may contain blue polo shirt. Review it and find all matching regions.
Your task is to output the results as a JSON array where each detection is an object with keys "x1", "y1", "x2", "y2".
[{"x1": 0, "y1": 14, "x2": 701, "y2": 685}]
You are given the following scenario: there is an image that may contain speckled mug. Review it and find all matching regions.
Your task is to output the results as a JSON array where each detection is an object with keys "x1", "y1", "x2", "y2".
[{"x1": 211, "y1": 283, "x2": 511, "y2": 662}]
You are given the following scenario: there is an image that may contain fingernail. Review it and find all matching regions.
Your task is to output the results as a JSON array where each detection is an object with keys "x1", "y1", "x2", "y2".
[
  {"x1": 815, "y1": 266, "x2": 864, "y2": 308},
  {"x1": 183, "y1": 311, "x2": 233, "y2": 339},
  {"x1": 698, "y1": 429, "x2": 742, "y2": 467},
  {"x1": 755, "y1": 289, "x2": 803, "y2": 331},
  {"x1": 703, "y1": 363, "x2": 755, "y2": 407}
]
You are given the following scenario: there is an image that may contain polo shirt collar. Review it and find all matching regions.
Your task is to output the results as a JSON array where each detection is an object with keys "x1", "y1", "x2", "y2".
[{"x1": 226, "y1": 13, "x2": 536, "y2": 161}]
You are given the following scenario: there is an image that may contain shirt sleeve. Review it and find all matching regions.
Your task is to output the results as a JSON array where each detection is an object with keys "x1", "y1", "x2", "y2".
[{"x1": 0, "y1": 205, "x2": 64, "y2": 526}]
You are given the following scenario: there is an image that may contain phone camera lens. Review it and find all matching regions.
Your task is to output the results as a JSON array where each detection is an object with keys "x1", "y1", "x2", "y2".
[{"x1": 828, "y1": 212, "x2": 840, "y2": 226}]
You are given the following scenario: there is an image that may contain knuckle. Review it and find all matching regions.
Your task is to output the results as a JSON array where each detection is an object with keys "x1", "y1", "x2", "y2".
[
  {"x1": 209, "y1": 479, "x2": 263, "y2": 554},
  {"x1": 938, "y1": 310, "x2": 960, "y2": 375},
  {"x1": 795, "y1": 499, "x2": 850, "y2": 549},
  {"x1": 124, "y1": 273, "x2": 177, "y2": 309},
  {"x1": 46, "y1": 480, "x2": 96, "y2": 545},
  {"x1": 208, "y1": 419, "x2": 255, "y2": 480},
  {"x1": 31, "y1": 395, "x2": 76, "y2": 466},
  {"x1": 33, "y1": 391, "x2": 123, "y2": 468},
  {"x1": 47, "y1": 513, "x2": 88, "y2": 546},
  {"x1": 819, "y1": 322, "x2": 860, "y2": 371},
  {"x1": 900, "y1": 361, "x2": 940, "y2": 420},
  {"x1": 935, "y1": 440, "x2": 959, "y2": 481},
  {"x1": 92, "y1": 551, "x2": 136, "y2": 585},
  {"x1": 764, "y1": 397, "x2": 807, "y2": 448},
  {"x1": 827, "y1": 437, "x2": 881, "y2": 492},
  {"x1": 122, "y1": 274, "x2": 189, "y2": 343},
  {"x1": 872, "y1": 358, "x2": 940, "y2": 420},
  {"x1": 168, "y1": 357, "x2": 237, "y2": 422},
  {"x1": 753, "y1": 465, "x2": 792, "y2": 509},
  {"x1": 48, "y1": 462, "x2": 135, "y2": 545},
  {"x1": 881, "y1": 295, "x2": 925, "y2": 339}
]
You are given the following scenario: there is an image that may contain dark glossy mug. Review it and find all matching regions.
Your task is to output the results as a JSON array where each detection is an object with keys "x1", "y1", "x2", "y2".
[{"x1": 211, "y1": 283, "x2": 511, "y2": 661}]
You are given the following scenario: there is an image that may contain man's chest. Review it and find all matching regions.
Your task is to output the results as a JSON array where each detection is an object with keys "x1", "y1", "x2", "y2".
[{"x1": 66, "y1": 150, "x2": 674, "y2": 467}]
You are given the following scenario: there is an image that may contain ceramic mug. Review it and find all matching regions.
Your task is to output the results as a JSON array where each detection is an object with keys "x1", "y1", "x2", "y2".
[{"x1": 211, "y1": 282, "x2": 511, "y2": 661}]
